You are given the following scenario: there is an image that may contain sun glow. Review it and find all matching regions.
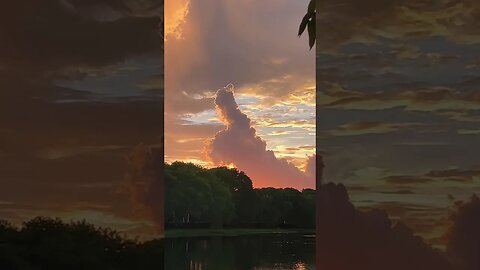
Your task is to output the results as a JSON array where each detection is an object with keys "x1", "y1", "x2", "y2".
[{"x1": 165, "y1": 0, "x2": 190, "y2": 39}]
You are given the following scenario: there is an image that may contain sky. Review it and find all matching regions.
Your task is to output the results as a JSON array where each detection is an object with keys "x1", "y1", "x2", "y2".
[
  {"x1": 317, "y1": 0, "x2": 480, "y2": 246},
  {"x1": 0, "y1": 0, "x2": 163, "y2": 237},
  {"x1": 165, "y1": 0, "x2": 316, "y2": 189}
]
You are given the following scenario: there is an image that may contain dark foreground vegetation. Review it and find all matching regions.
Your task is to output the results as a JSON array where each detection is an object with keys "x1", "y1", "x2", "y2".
[
  {"x1": 317, "y1": 183, "x2": 480, "y2": 270},
  {"x1": 0, "y1": 217, "x2": 163, "y2": 270},
  {"x1": 165, "y1": 162, "x2": 315, "y2": 229}
]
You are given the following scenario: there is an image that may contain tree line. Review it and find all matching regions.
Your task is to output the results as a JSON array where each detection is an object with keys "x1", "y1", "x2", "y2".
[
  {"x1": 165, "y1": 162, "x2": 315, "y2": 229},
  {"x1": 0, "y1": 217, "x2": 162, "y2": 269}
]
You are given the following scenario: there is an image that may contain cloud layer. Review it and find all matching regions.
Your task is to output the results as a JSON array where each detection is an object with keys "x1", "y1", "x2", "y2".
[
  {"x1": 317, "y1": 0, "x2": 480, "y2": 247},
  {"x1": 164, "y1": 0, "x2": 315, "y2": 167},
  {"x1": 206, "y1": 86, "x2": 314, "y2": 189},
  {"x1": 0, "y1": 0, "x2": 163, "y2": 235}
]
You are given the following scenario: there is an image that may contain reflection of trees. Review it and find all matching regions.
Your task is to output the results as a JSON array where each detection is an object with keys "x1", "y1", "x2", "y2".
[
  {"x1": 165, "y1": 162, "x2": 315, "y2": 229},
  {"x1": 165, "y1": 234, "x2": 315, "y2": 269},
  {"x1": 0, "y1": 217, "x2": 163, "y2": 269}
]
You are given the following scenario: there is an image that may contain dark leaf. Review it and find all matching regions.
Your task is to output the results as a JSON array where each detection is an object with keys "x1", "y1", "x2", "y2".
[
  {"x1": 308, "y1": 0, "x2": 315, "y2": 14},
  {"x1": 307, "y1": 15, "x2": 316, "y2": 49},
  {"x1": 298, "y1": 13, "x2": 310, "y2": 37}
]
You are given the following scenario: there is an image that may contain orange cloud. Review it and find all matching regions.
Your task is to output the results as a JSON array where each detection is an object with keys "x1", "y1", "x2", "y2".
[
  {"x1": 205, "y1": 85, "x2": 314, "y2": 189},
  {"x1": 165, "y1": 0, "x2": 190, "y2": 39}
]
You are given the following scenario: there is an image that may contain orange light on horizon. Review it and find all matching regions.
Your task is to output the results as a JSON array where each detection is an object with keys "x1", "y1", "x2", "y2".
[{"x1": 218, "y1": 161, "x2": 236, "y2": 169}]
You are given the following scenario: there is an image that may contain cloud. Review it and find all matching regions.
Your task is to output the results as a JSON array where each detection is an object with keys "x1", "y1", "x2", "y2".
[
  {"x1": 320, "y1": 87, "x2": 480, "y2": 112},
  {"x1": 382, "y1": 168, "x2": 480, "y2": 186},
  {"x1": 164, "y1": 0, "x2": 315, "y2": 167},
  {"x1": 164, "y1": 113, "x2": 222, "y2": 164},
  {"x1": 437, "y1": 111, "x2": 480, "y2": 123},
  {"x1": 37, "y1": 145, "x2": 129, "y2": 160},
  {"x1": 384, "y1": 175, "x2": 435, "y2": 185},
  {"x1": 305, "y1": 154, "x2": 316, "y2": 180},
  {"x1": 0, "y1": 0, "x2": 163, "y2": 234},
  {"x1": 164, "y1": 0, "x2": 189, "y2": 39},
  {"x1": 325, "y1": 121, "x2": 422, "y2": 136},
  {"x1": 165, "y1": 91, "x2": 214, "y2": 115},
  {"x1": 317, "y1": 0, "x2": 480, "y2": 49},
  {"x1": 457, "y1": 129, "x2": 480, "y2": 135},
  {"x1": 206, "y1": 85, "x2": 314, "y2": 189},
  {"x1": 165, "y1": 0, "x2": 314, "y2": 98},
  {"x1": 379, "y1": 189, "x2": 416, "y2": 194},
  {"x1": 0, "y1": 0, "x2": 161, "y2": 80},
  {"x1": 426, "y1": 168, "x2": 480, "y2": 183},
  {"x1": 0, "y1": 96, "x2": 163, "y2": 155}
]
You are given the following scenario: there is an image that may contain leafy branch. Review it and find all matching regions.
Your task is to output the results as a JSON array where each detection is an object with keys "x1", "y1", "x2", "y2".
[{"x1": 298, "y1": 0, "x2": 316, "y2": 49}]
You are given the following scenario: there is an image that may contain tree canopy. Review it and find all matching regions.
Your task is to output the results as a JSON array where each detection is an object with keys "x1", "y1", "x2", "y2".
[
  {"x1": 0, "y1": 217, "x2": 163, "y2": 269},
  {"x1": 165, "y1": 162, "x2": 315, "y2": 229}
]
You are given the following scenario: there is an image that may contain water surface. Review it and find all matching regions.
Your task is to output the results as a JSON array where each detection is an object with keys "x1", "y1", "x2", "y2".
[{"x1": 165, "y1": 233, "x2": 315, "y2": 270}]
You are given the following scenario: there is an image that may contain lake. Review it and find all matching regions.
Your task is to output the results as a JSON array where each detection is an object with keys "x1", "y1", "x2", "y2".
[{"x1": 165, "y1": 232, "x2": 315, "y2": 270}]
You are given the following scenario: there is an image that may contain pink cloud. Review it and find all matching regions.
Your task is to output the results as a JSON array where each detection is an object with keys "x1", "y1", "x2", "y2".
[{"x1": 206, "y1": 85, "x2": 314, "y2": 190}]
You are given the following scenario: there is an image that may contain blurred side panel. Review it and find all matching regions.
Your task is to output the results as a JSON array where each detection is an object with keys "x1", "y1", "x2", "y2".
[
  {"x1": 0, "y1": 1, "x2": 164, "y2": 268},
  {"x1": 316, "y1": 0, "x2": 480, "y2": 270}
]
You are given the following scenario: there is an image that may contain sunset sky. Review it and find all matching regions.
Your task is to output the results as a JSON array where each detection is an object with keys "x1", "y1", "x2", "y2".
[
  {"x1": 317, "y1": 0, "x2": 480, "y2": 246},
  {"x1": 165, "y1": 0, "x2": 315, "y2": 189},
  {"x1": 0, "y1": 1, "x2": 163, "y2": 237}
]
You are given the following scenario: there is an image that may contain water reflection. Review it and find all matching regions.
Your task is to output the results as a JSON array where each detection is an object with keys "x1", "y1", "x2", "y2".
[{"x1": 165, "y1": 233, "x2": 315, "y2": 270}]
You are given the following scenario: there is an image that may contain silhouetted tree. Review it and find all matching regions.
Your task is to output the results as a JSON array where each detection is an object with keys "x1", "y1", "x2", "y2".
[
  {"x1": 164, "y1": 162, "x2": 315, "y2": 229},
  {"x1": 446, "y1": 195, "x2": 480, "y2": 270},
  {"x1": 317, "y1": 183, "x2": 453, "y2": 270},
  {"x1": 0, "y1": 217, "x2": 163, "y2": 270}
]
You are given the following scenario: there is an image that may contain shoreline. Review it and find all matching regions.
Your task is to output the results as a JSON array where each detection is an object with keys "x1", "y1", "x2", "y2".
[{"x1": 165, "y1": 228, "x2": 315, "y2": 238}]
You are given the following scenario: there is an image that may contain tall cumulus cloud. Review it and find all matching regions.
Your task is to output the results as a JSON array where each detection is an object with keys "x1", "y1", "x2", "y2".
[{"x1": 206, "y1": 85, "x2": 314, "y2": 190}]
